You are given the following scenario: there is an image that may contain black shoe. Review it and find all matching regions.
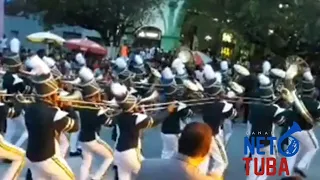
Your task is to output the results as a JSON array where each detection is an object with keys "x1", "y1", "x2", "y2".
[
  {"x1": 114, "y1": 165, "x2": 119, "y2": 180},
  {"x1": 2, "y1": 159, "x2": 12, "y2": 163},
  {"x1": 294, "y1": 167, "x2": 307, "y2": 178},
  {"x1": 26, "y1": 169, "x2": 33, "y2": 180},
  {"x1": 69, "y1": 150, "x2": 82, "y2": 157}
]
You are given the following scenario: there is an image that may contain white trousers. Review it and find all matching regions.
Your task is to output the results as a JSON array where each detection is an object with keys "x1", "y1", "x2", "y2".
[
  {"x1": 69, "y1": 131, "x2": 80, "y2": 152},
  {"x1": 28, "y1": 155, "x2": 75, "y2": 180},
  {"x1": 286, "y1": 129, "x2": 319, "y2": 176},
  {"x1": 223, "y1": 119, "x2": 233, "y2": 146},
  {"x1": 161, "y1": 133, "x2": 179, "y2": 159},
  {"x1": 246, "y1": 145, "x2": 275, "y2": 180},
  {"x1": 199, "y1": 135, "x2": 228, "y2": 177},
  {"x1": 70, "y1": 111, "x2": 81, "y2": 152},
  {"x1": 0, "y1": 135, "x2": 25, "y2": 180},
  {"x1": 114, "y1": 148, "x2": 144, "y2": 180},
  {"x1": 5, "y1": 113, "x2": 28, "y2": 147},
  {"x1": 80, "y1": 138, "x2": 113, "y2": 180},
  {"x1": 59, "y1": 133, "x2": 69, "y2": 158}
]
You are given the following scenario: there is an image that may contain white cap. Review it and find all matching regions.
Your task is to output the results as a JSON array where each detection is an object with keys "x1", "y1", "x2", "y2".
[
  {"x1": 25, "y1": 55, "x2": 51, "y2": 75},
  {"x1": 262, "y1": 60, "x2": 271, "y2": 75},
  {"x1": 134, "y1": 55, "x2": 144, "y2": 65},
  {"x1": 303, "y1": 71, "x2": 313, "y2": 81},
  {"x1": 161, "y1": 67, "x2": 175, "y2": 79},
  {"x1": 78, "y1": 66, "x2": 94, "y2": 83},
  {"x1": 220, "y1": 61, "x2": 229, "y2": 71},
  {"x1": 258, "y1": 73, "x2": 271, "y2": 85},
  {"x1": 115, "y1": 57, "x2": 127, "y2": 69},
  {"x1": 203, "y1": 64, "x2": 215, "y2": 80},
  {"x1": 75, "y1": 53, "x2": 86, "y2": 65},
  {"x1": 111, "y1": 83, "x2": 128, "y2": 97}
]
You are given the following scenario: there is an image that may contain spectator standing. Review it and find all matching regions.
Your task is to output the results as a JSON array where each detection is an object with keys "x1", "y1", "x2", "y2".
[{"x1": 136, "y1": 122, "x2": 216, "y2": 180}]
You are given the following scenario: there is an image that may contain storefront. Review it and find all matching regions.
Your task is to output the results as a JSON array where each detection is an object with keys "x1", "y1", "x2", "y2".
[{"x1": 133, "y1": 26, "x2": 162, "y2": 48}]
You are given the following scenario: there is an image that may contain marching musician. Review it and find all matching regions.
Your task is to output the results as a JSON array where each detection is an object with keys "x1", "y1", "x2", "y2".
[
  {"x1": 2, "y1": 52, "x2": 32, "y2": 148},
  {"x1": 75, "y1": 67, "x2": 114, "y2": 180},
  {"x1": 110, "y1": 82, "x2": 176, "y2": 180},
  {"x1": 24, "y1": 72, "x2": 78, "y2": 179},
  {"x1": 246, "y1": 74, "x2": 287, "y2": 180},
  {"x1": 0, "y1": 89, "x2": 26, "y2": 180},
  {"x1": 160, "y1": 67, "x2": 193, "y2": 159},
  {"x1": 199, "y1": 64, "x2": 237, "y2": 179},
  {"x1": 42, "y1": 55, "x2": 82, "y2": 157},
  {"x1": 285, "y1": 70, "x2": 320, "y2": 177}
]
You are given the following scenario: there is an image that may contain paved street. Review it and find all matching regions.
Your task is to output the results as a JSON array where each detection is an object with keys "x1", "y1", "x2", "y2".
[{"x1": 1, "y1": 118, "x2": 320, "y2": 180}]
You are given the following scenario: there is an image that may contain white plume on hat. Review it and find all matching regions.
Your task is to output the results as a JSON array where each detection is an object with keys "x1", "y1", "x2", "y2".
[
  {"x1": 78, "y1": 66, "x2": 94, "y2": 83},
  {"x1": 203, "y1": 64, "x2": 216, "y2": 80},
  {"x1": 111, "y1": 83, "x2": 128, "y2": 97},
  {"x1": 303, "y1": 71, "x2": 313, "y2": 81},
  {"x1": 75, "y1": 53, "x2": 86, "y2": 65},
  {"x1": 26, "y1": 55, "x2": 51, "y2": 75},
  {"x1": 270, "y1": 68, "x2": 286, "y2": 79},
  {"x1": 220, "y1": 60, "x2": 229, "y2": 71},
  {"x1": 134, "y1": 55, "x2": 143, "y2": 65},
  {"x1": 258, "y1": 73, "x2": 271, "y2": 85},
  {"x1": 161, "y1": 67, "x2": 175, "y2": 79},
  {"x1": 115, "y1": 57, "x2": 127, "y2": 69},
  {"x1": 42, "y1": 56, "x2": 55, "y2": 68},
  {"x1": 262, "y1": 60, "x2": 271, "y2": 75}
]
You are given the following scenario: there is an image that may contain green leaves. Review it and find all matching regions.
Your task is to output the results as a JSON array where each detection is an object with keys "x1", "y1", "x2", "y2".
[{"x1": 188, "y1": 0, "x2": 320, "y2": 55}]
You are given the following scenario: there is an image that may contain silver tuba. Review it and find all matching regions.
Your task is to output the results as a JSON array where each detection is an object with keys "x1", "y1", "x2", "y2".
[{"x1": 281, "y1": 55, "x2": 314, "y2": 124}]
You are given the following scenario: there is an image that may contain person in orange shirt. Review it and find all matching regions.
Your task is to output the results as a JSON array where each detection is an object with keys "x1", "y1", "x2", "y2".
[{"x1": 121, "y1": 45, "x2": 128, "y2": 58}]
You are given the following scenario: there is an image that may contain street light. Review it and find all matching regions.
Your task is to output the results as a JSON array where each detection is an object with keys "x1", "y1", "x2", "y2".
[{"x1": 268, "y1": 29, "x2": 274, "y2": 35}]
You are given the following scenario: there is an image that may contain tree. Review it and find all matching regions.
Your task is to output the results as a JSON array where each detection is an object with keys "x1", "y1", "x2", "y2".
[
  {"x1": 5, "y1": 0, "x2": 162, "y2": 44},
  {"x1": 186, "y1": 0, "x2": 320, "y2": 57}
]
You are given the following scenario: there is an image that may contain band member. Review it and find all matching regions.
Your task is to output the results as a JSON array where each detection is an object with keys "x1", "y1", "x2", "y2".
[
  {"x1": 0, "y1": 90, "x2": 26, "y2": 180},
  {"x1": 110, "y1": 82, "x2": 176, "y2": 180},
  {"x1": 75, "y1": 67, "x2": 114, "y2": 180},
  {"x1": 24, "y1": 72, "x2": 78, "y2": 179},
  {"x1": 286, "y1": 70, "x2": 320, "y2": 177},
  {"x1": 160, "y1": 67, "x2": 193, "y2": 159},
  {"x1": 246, "y1": 74, "x2": 287, "y2": 180},
  {"x1": 2, "y1": 52, "x2": 32, "y2": 147},
  {"x1": 199, "y1": 64, "x2": 237, "y2": 179},
  {"x1": 218, "y1": 61, "x2": 234, "y2": 146}
]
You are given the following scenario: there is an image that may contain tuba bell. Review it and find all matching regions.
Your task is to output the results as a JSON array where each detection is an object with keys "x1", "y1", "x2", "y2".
[{"x1": 282, "y1": 55, "x2": 314, "y2": 124}]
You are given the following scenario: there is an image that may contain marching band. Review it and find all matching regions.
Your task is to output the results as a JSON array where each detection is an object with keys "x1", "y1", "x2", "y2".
[{"x1": 0, "y1": 48, "x2": 319, "y2": 180}]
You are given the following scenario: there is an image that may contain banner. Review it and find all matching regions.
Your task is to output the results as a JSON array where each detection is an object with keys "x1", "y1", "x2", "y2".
[{"x1": 0, "y1": 0, "x2": 4, "y2": 37}]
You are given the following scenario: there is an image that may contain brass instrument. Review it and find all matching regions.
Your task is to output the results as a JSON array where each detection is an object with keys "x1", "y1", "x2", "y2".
[{"x1": 281, "y1": 55, "x2": 314, "y2": 124}]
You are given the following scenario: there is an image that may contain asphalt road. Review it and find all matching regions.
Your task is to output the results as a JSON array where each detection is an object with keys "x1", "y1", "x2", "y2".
[{"x1": 1, "y1": 117, "x2": 320, "y2": 180}]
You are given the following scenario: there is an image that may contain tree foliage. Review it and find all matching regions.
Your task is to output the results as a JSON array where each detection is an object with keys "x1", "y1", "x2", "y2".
[
  {"x1": 187, "y1": 0, "x2": 320, "y2": 56},
  {"x1": 6, "y1": 0, "x2": 161, "y2": 43}
]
